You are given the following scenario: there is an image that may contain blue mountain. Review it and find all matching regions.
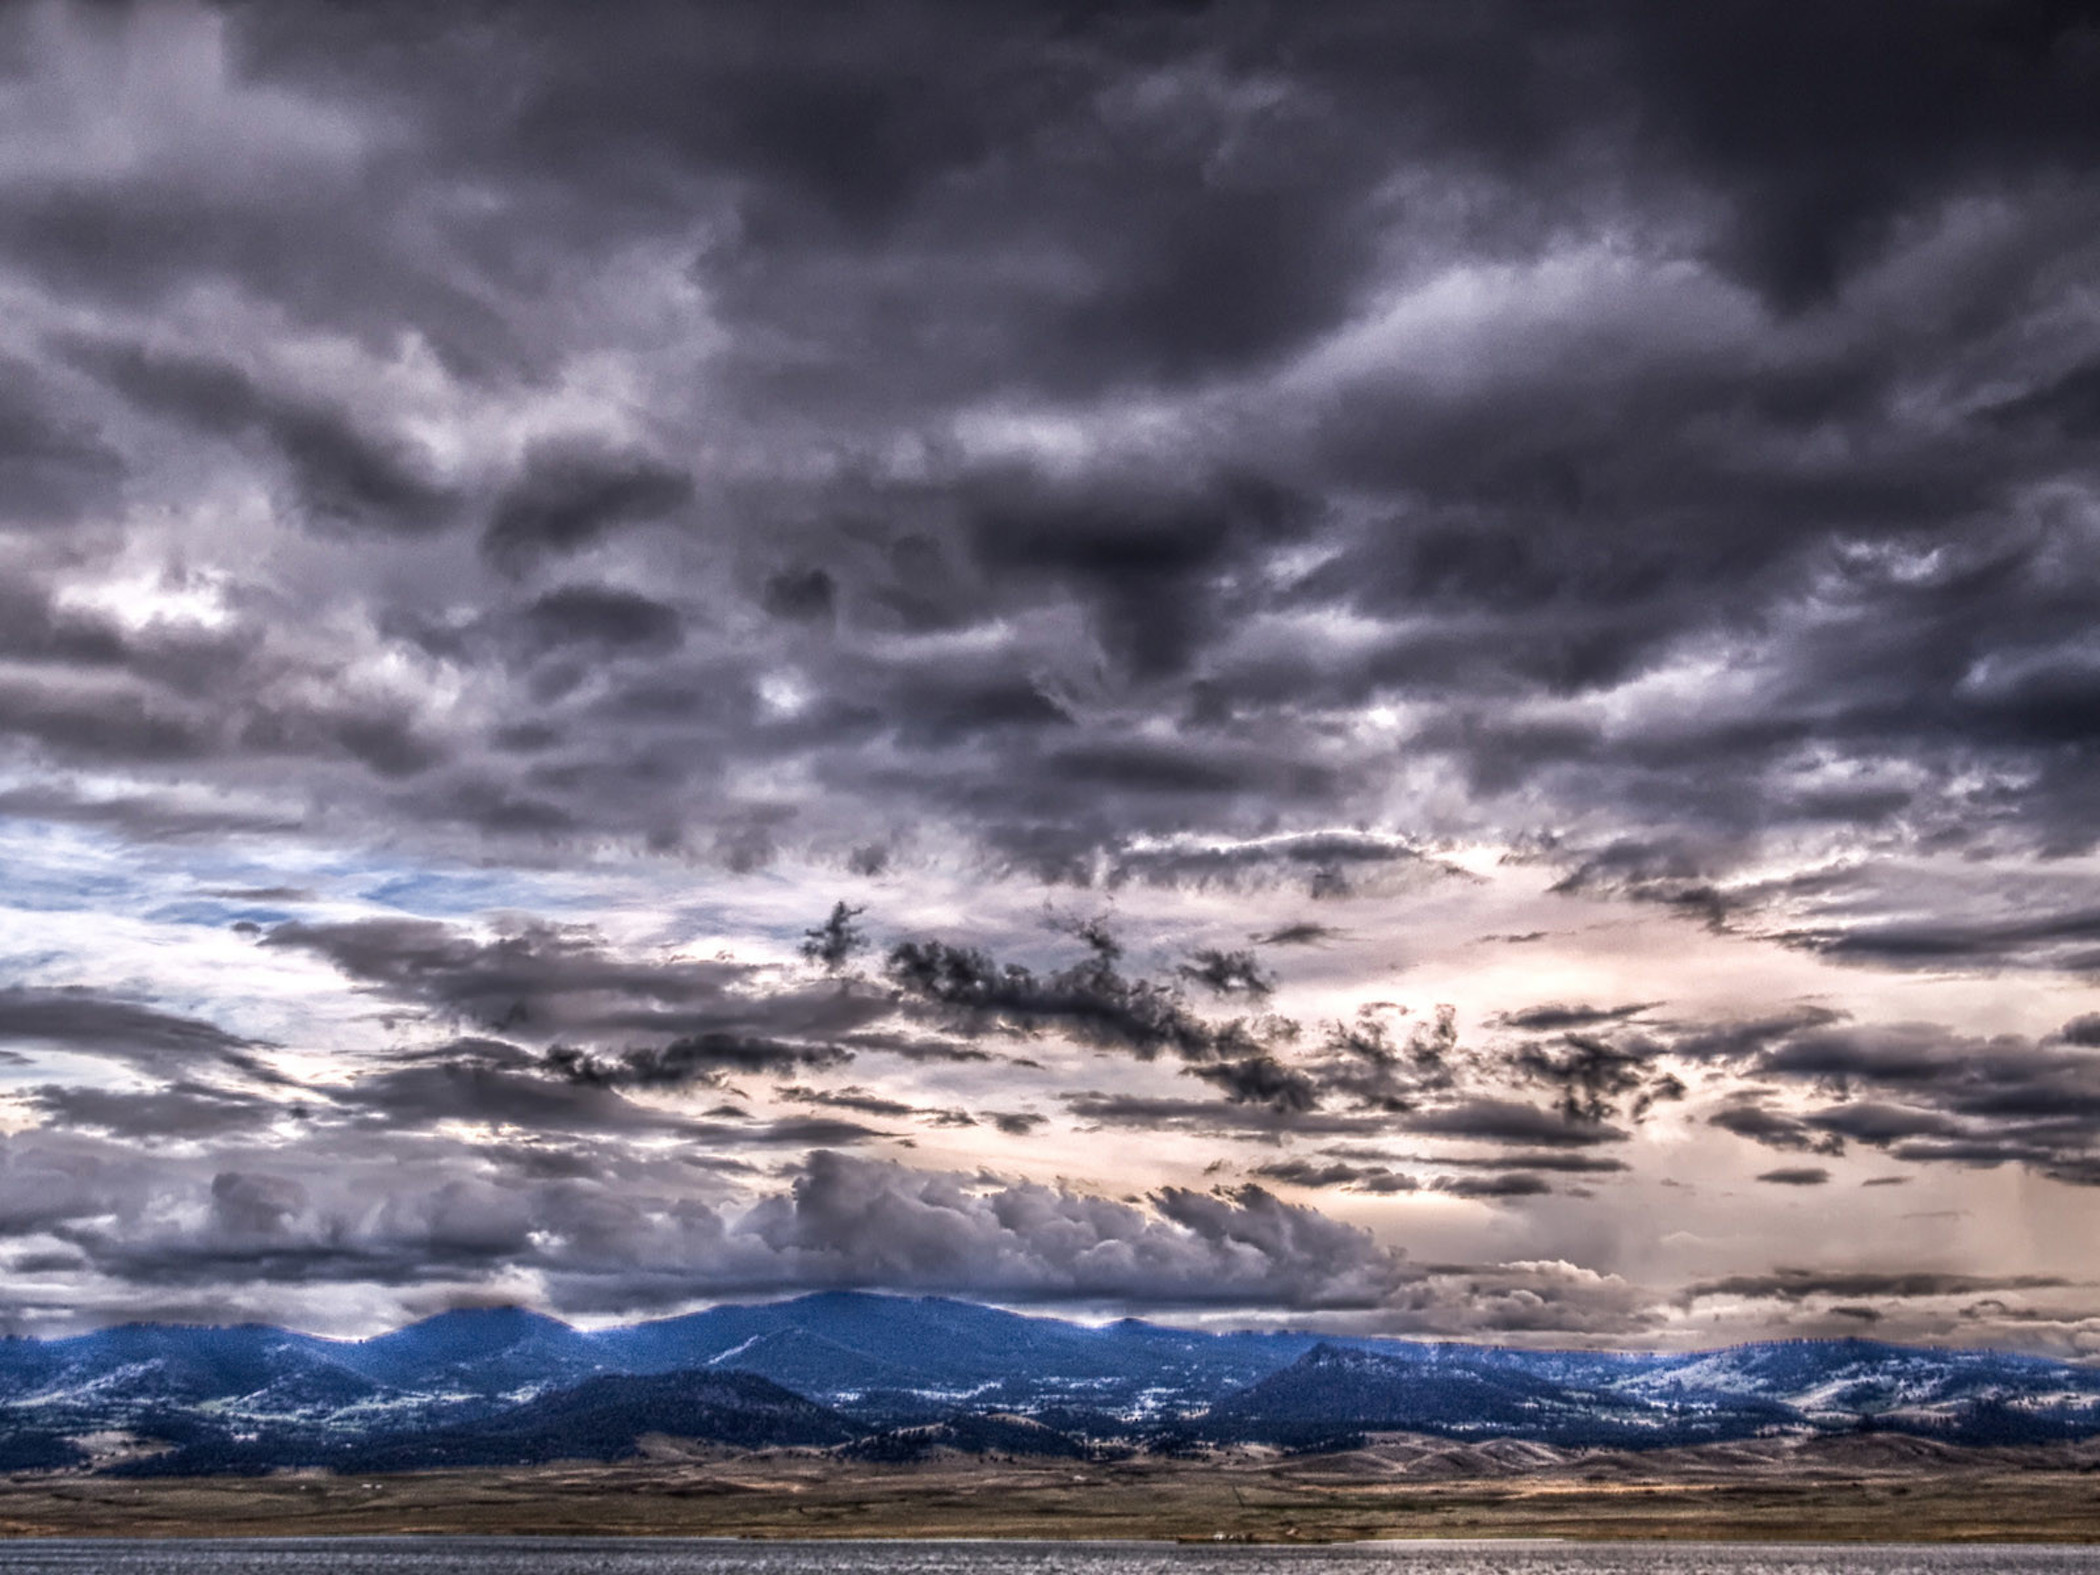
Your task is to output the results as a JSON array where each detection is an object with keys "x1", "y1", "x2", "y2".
[
  {"x1": 1, "y1": 1294, "x2": 2094, "y2": 1473},
  {"x1": 327, "y1": 1305, "x2": 606, "y2": 1393},
  {"x1": 592, "y1": 1291, "x2": 1318, "y2": 1404},
  {"x1": 1206, "y1": 1343, "x2": 1798, "y2": 1448}
]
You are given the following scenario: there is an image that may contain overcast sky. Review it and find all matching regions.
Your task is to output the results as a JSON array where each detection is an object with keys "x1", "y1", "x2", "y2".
[{"x1": 2, "y1": 0, "x2": 2098, "y2": 1354}]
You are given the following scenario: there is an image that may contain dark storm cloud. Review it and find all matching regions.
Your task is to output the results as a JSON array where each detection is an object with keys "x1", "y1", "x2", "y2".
[
  {"x1": 1248, "y1": 1157, "x2": 1560, "y2": 1201},
  {"x1": 0, "y1": 987, "x2": 267, "y2": 1069},
  {"x1": 1293, "y1": 1004, "x2": 1461, "y2": 1116},
  {"x1": 0, "y1": 675, "x2": 210, "y2": 762},
  {"x1": 886, "y1": 924, "x2": 1637, "y2": 1135},
  {"x1": 265, "y1": 917, "x2": 733, "y2": 1016},
  {"x1": 0, "y1": 782, "x2": 301, "y2": 841},
  {"x1": 1507, "y1": 1032, "x2": 1686, "y2": 1124},
  {"x1": 1062, "y1": 1091, "x2": 1379, "y2": 1139},
  {"x1": 1253, "y1": 923, "x2": 1342, "y2": 947},
  {"x1": 1496, "y1": 1002, "x2": 1660, "y2": 1032},
  {"x1": 480, "y1": 437, "x2": 694, "y2": 572},
  {"x1": 1187, "y1": 1053, "x2": 1320, "y2": 1113},
  {"x1": 263, "y1": 917, "x2": 884, "y2": 1048},
  {"x1": 1304, "y1": 1004, "x2": 1664, "y2": 1142},
  {"x1": 1786, "y1": 904, "x2": 2100, "y2": 973},
  {"x1": 883, "y1": 926, "x2": 1243, "y2": 1063},
  {"x1": 518, "y1": 585, "x2": 684, "y2": 655},
  {"x1": 1178, "y1": 948, "x2": 1276, "y2": 1000},
  {"x1": 1616, "y1": 1, "x2": 2100, "y2": 310},
  {"x1": 1108, "y1": 833, "x2": 1444, "y2": 894},
  {"x1": 316, "y1": 1056, "x2": 694, "y2": 1138},
  {"x1": 1754, "y1": 1166, "x2": 1832, "y2": 1186},
  {"x1": 1670, "y1": 1011, "x2": 2100, "y2": 1185},
  {"x1": 22, "y1": 1081, "x2": 289, "y2": 1141},
  {"x1": 1434, "y1": 1171, "x2": 1551, "y2": 1199},
  {"x1": 1400, "y1": 1099, "x2": 1630, "y2": 1149},
  {"x1": 1709, "y1": 1098, "x2": 1847, "y2": 1155},
  {"x1": 1252, "y1": 1158, "x2": 1381, "y2": 1191},
  {"x1": 1684, "y1": 1270, "x2": 2075, "y2": 1306},
  {"x1": 761, "y1": 566, "x2": 837, "y2": 625},
  {"x1": 545, "y1": 1033, "x2": 849, "y2": 1090},
  {"x1": 0, "y1": 0, "x2": 2090, "y2": 906},
  {"x1": 0, "y1": 359, "x2": 122, "y2": 527},
  {"x1": 255, "y1": 904, "x2": 1636, "y2": 1155},
  {"x1": 62, "y1": 337, "x2": 457, "y2": 535},
  {"x1": 772, "y1": 1083, "x2": 918, "y2": 1120},
  {"x1": 1034, "y1": 983, "x2": 1636, "y2": 1144},
  {"x1": 317, "y1": 1040, "x2": 884, "y2": 1146},
  {"x1": 962, "y1": 471, "x2": 1312, "y2": 685},
  {"x1": 1321, "y1": 1147, "x2": 1631, "y2": 1175},
  {"x1": 0, "y1": 580, "x2": 131, "y2": 668}
]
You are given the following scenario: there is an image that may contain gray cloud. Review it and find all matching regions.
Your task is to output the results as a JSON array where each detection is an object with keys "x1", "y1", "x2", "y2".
[
  {"x1": 1496, "y1": 1002, "x2": 1660, "y2": 1032},
  {"x1": 22, "y1": 1082, "x2": 289, "y2": 1142},
  {"x1": 0, "y1": 360, "x2": 122, "y2": 527},
  {"x1": 733, "y1": 1151, "x2": 1414, "y2": 1309},
  {"x1": 883, "y1": 924, "x2": 1265, "y2": 1066},
  {"x1": 64, "y1": 336, "x2": 458, "y2": 536},
  {"x1": 1676, "y1": 1012, "x2": 2100, "y2": 1186},
  {"x1": 1709, "y1": 1098, "x2": 1847, "y2": 1155},
  {"x1": 0, "y1": 0, "x2": 2082, "y2": 902},
  {"x1": 263, "y1": 917, "x2": 884, "y2": 1052},
  {"x1": 1400, "y1": 1098, "x2": 1629, "y2": 1149},
  {"x1": 481, "y1": 437, "x2": 694, "y2": 572},
  {"x1": 1684, "y1": 1270, "x2": 2075, "y2": 1305},
  {"x1": 0, "y1": 987, "x2": 267, "y2": 1069},
  {"x1": 0, "y1": 1135, "x2": 1416, "y2": 1317},
  {"x1": 1754, "y1": 1166, "x2": 1832, "y2": 1186}
]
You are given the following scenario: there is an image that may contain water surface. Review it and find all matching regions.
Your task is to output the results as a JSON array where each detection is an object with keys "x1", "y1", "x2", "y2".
[{"x1": 0, "y1": 1541, "x2": 2095, "y2": 1575}]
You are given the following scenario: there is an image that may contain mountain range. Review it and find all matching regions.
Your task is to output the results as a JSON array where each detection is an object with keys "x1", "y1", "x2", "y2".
[{"x1": 0, "y1": 1292, "x2": 2094, "y2": 1474}]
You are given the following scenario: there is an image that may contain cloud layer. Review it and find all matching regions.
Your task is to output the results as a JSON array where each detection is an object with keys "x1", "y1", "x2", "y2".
[{"x1": 0, "y1": 1, "x2": 2095, "y2": 1349}]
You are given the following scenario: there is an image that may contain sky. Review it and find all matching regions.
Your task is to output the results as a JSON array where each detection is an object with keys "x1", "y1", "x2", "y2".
[{"x1": 1, "y1": 0, "x2": 2098, "y2": 1355}]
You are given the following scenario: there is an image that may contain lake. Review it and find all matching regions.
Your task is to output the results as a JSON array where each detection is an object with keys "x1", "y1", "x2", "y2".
[{"x1": 0, "y1": 1542, "x2": 2094, "y2": 1575}]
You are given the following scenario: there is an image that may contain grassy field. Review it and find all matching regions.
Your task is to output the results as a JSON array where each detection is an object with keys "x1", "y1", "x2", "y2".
[{"x1": 2, "y1": 1435, "x2": 2098, "y2": 1542}]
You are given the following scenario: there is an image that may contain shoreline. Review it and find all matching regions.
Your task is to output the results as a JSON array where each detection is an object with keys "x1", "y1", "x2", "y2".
[{"x1": 0, "y1": 1545, "x2": 2091, "y2": 1553}]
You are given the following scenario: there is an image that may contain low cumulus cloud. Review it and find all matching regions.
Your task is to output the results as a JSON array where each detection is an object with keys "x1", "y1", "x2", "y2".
[
  {"x1": 733, "y1": 1152, "x2": 1413, "y2": 1309},
  {"x1": 0, "y1": 1138, "x2": 1415, "y2": 1325}
]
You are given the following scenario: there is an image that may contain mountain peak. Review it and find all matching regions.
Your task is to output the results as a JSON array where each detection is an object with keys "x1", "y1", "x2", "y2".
[{"x1": 390, "y1": 1305, "x2": 575, "y2": 1337}]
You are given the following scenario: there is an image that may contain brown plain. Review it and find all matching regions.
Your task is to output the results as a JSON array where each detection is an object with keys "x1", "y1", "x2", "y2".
[{"x1": 2, "y1": 1432, "x2": 2098, "y2": 1543}]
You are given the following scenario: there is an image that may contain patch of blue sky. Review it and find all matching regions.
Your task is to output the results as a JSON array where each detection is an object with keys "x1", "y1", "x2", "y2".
[
  {"x1": 0, "y1": 1047, "x2": 152, "y2": 1092},
  {"x1": 0, "y1": 828, "x2": 156, "y2": 915},
  {"x1": 142, "y1": 900, "x2": 304, "y2": 929},
  {"x1": 354, "y1": 861, "x2": 593, "y2": 919},
  {"x1": 0, "y1": 946, "x2": 71, "y2": 977},
  {"x1": 0, "y1": 803, "x2": 585, "y2": 932}
]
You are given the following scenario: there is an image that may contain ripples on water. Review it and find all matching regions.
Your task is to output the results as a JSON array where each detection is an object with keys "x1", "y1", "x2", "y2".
[{"x1": 0, "y1": 1542, "x2": 2095, "y2": 1575}]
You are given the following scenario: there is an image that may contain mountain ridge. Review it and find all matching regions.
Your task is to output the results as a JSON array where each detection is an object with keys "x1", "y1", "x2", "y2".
[{"x1": 1, "y1": 1292, "x2": 2095, "y2": 1473}]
